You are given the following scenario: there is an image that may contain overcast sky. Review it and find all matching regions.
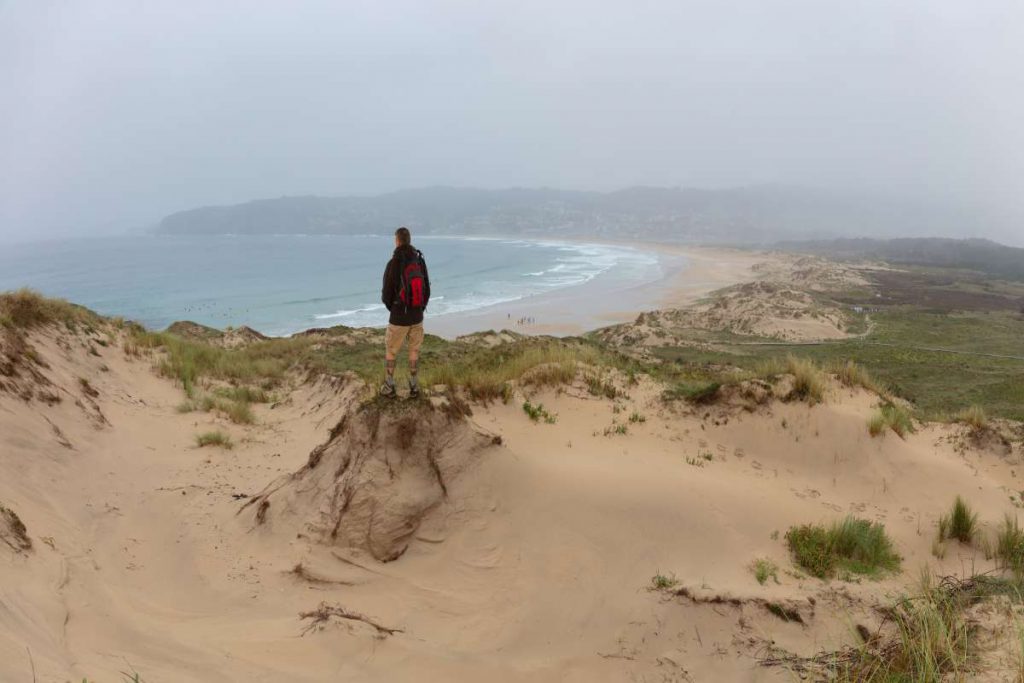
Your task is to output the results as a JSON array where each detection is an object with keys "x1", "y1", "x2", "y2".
[{"x1": 2, "y1": 0, "x2": 1023, "y2": 243}]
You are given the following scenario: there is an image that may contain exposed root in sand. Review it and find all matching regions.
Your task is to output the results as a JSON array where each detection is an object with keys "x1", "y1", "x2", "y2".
[
  {"x1": 0, "y1": 503, "x2": 31, "y2": 552},
  {"x1": 299, "y1": 602, "x2": 403, "y2": 638},
  {"x1": 288, "y1": 562, "x2": 355, "y2": 586},
  {"x1": 667, "y1": 585, "x2": 811, "y2": 626}
]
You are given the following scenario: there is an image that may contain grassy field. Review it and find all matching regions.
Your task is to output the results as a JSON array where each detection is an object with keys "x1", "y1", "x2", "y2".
[{"x1": 645, "y1": 267, "x2": 1024, "y2": 421}]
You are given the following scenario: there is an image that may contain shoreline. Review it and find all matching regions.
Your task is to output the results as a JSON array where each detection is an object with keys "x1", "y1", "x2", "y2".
[{"x1": 424, "y1": 241, "x2": 767, "y2": 339}]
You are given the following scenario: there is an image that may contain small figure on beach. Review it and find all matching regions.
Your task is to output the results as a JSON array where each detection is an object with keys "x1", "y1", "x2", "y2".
[{"x1": 380, "y1": 226, "x2": 430, "y2": 398}]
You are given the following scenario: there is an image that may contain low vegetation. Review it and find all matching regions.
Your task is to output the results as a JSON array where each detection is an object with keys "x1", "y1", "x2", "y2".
[
  {"x1": 195, "y1": 431, "x2": 233, "y2": 449},
  {"x1": 955, "y1": 404, "x2": 988, "y2": 431},
  {"x1": 785, "y1": 516, "x2": 900, "y2": 579},
  {"x1": 867, "y1": 402, "x2": 915, "y2": 438},
  {"x1": 997, "y1": 515, "x2": 1024, "y2": 575},
  {"x1": 785, "y1": 355, "x2": 826, "y2": 405},
  {"x1": 0, "y1": 288, "x2": 95, "y2": 330},
  {"x1": 938, "y1": 496, "x2": 978, "y2": 545},
  {"x1": 522, "y1": 400, "x2": 557, "y2": 424},
  {"x1": 662, "y1": 380, "x2": 721, "y2": 404},
  {"x1": 828, "y1": 572, "x2": 973, "y2": 681},
  {"x1": 830, "y1": 359, "x2": 885, "y2": 396},
  {"x1": 751, "y1": 558, "x2": 779, "y2": 585},
  {"x1": 649, "y1": 572, "x2": 679, "y2": 590}
]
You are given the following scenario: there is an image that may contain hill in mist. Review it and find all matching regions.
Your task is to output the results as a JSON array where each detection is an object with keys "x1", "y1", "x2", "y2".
[
  {"x1": 156, "y1": 186, "x2": 1002, "y2": 244},
  {"x1": 779, "y1": 237, "x2": 1024, "y2": 282}
]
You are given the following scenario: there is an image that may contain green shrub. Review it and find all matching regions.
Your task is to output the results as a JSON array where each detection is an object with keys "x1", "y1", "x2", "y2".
[
  {"x1": 785, "y1": 516, "x2": 900, "y2": 579},
  {"x1": 522, "y1": 400, "x2": 556, "y2": 424}
]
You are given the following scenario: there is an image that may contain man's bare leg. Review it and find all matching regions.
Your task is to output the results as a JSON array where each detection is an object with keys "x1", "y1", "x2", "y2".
[
  {"x1": 408, "y1": 349, "x2": 419, "y2": 396},
  {"x1": 382, "y1": 353, "x2": 397, "y2": 395}
]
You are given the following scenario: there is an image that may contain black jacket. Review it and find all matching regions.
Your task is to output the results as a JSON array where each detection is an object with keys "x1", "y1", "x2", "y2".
[{"x1": 382, "y1": 244, "x2": 431, "y2": 326}]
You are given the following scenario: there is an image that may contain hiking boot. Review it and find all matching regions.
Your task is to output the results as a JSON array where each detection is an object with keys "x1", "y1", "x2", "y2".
[
  {"x1": 380, "y1": 380, "x2": 397, "y2": 398},
  {"x1": 408, "y1": 379, "x2": 420, "y2": 399}
]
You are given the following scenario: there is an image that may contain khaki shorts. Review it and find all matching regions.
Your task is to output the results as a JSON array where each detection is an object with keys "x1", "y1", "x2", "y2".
[{"x1": 385, "y1": 323, "x2": 424, "y2": 357}]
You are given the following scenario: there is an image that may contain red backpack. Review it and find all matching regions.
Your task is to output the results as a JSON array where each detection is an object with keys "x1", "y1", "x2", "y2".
[{"x1": 398, "y1": 251, "x2": 426, "y2": 310}]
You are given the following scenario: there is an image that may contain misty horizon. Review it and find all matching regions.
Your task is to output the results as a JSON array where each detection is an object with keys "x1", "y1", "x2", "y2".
[{"x1": 3, "y1": 2, "x2": 1023, "y2": 244}]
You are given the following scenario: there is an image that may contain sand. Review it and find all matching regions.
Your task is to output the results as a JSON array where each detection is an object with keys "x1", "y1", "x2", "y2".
[
  {"x1": 427, "y1": 245, "x2": 768, "y2": 338},
  {"x1": 3, "y1": 318, "x2": 1023, "y2": 681}
]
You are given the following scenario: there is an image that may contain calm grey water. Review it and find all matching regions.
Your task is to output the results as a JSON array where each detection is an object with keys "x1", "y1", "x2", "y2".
[{"x1": 0, "y1": 234, "x2": 662, "y2": 336}]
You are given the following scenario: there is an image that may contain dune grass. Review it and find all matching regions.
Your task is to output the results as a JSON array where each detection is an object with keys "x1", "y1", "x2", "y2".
[
  {"x1": 0, "y1": 288, "x2": 95, "y2": 330},
  {"x1": 195, "y1": 431, "x2": 233, "y2": 449},
  {"x1": 829, "y1": 359, "x2": 885, "y2": 396},
  {"x1": 420, "y1": 340, "x2": 609, "y2": 402},
  {"x1": 649, "y1": 572, "x2": 679, "y2": 590},
  {"x1": 938, "y1": 496, "x2": 978, "y2": 545},
  {"x1": 997, "y1": 516, "x2": 1024, "y2": 575},
  {"x1": 751, "y1": 558, "x2": 779, "y2": 585},
  {"x1": 785, "y1": 355, "x2": 827, "y2": 405},
  {"x1": 868, "y1": 402, "x2": 915, "y2": 438},
  {"x1": 785, "y1": 516, "x2": 900, "y2": 579},
  {"x1": 831, "y1": 572, "x2": 972, "y2": 681},
  {"x1": 662, "y1": 380, "x2": 721, "y2": 404},
  {"x1": 955, "y1": 404, "x2": 988, "y2": 431}
]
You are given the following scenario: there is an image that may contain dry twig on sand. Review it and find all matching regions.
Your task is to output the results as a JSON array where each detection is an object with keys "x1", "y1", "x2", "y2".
[{"x1": 299, "y1": 602, "x2": 403, "y2": 638}]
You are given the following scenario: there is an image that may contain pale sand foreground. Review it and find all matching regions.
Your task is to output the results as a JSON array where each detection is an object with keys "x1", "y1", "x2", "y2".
[
  {"x1": 2, "y1": 325, "x2": 1022, "y2": 681},
  {"x1": 428, "y1": 246, "x2": 768, "y2": 338}
]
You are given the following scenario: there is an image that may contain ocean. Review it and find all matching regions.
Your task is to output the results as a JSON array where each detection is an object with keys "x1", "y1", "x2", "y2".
[{"x1": 0, "y1": 234, "x2": 664, "y2": 336}]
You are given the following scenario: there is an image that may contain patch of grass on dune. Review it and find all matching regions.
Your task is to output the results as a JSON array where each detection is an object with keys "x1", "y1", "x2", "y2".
[
  {"x1": 0, "y1": 288, "x2": 97, "y2": 330},
  {"x1": 868, "y1": 402, "x2": 915, "y2": 438},
  {"x1": 130, "y1": 329, "x2": 313, "y2": 395},
  {"x1": 829, "y1": 359, "x2": 886, "y2": 396},
  {"x1": 195, "y1": 430, "x2": 233, "y2": 449},
  {"x1": 830, "y1": 572, "x2": 972, "y2": 682},
  {"x1": 420, "y1": 339, "x2": 616, "y2": 402},
  {"x1": 785, "y1": 355, "x2": 826, "y2": 405},
  {"x1": 785, "y1": 516, "x2": 900, "y2": 579},
  {"x1": 938, "y1": 496, "x2": 978, "y2": 545},
  {"x1": 955, "y1": 404, "x2": 988, "y2": 431}
]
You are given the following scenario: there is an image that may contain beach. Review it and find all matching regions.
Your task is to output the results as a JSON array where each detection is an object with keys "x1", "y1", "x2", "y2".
[{"x1": 427, "y1": 244, "x2": 767, "y2": 337}]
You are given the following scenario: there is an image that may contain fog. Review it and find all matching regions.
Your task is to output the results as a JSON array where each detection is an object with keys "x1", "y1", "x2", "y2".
[{"x1": 2, "y1": 1, "x2": 1023, "y2": 244}]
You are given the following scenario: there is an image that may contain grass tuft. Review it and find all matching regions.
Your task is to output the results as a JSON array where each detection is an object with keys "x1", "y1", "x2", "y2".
[
  {"x1": 997, "y1": 515, "x2": 1024, "y2": 575},
  {"x1": 786, "y1": 356, "x2": 826, "y2": 405},
  {"x1": 195, "y1": 431, "x2": 233, "y2": 449},
  {"x1": 751, "y1": 558, "x2": 779, "y2": 585},
  {"x1": 785, "y1": 516, "x2": 901, "y2": 579},
  {"x1": 650, "y1": 572, "x2": 679, "y2": 590},
  {"x1": 938, "y1": 496, "x2": 978, "y2": 545},
  {"x1": 868, "y1": 402, "x2": 915, "y2": 438},
  {"x1": 955, "y1": 404, "x2": 988, "y2": 431}
]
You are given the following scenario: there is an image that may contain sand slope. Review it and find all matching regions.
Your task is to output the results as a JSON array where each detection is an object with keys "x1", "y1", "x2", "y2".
[{"x1": 1, "y1": 323, "x2": 1021, "y2": 681}]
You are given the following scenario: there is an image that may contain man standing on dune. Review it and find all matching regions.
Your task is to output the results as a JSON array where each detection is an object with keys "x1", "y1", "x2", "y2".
[{"x1": 381, "y1": 226, "x2": 430, "y2": 398}]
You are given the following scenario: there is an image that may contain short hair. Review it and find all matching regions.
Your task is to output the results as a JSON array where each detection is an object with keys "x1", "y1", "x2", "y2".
[{"x1": 395, "y1": 226, "x2": 411, "y2": 245}]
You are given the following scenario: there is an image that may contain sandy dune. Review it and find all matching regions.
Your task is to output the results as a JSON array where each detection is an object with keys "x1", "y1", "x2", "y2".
[{"x1": 2, "y1": 322, "x2": 1022, "y2": 682}]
